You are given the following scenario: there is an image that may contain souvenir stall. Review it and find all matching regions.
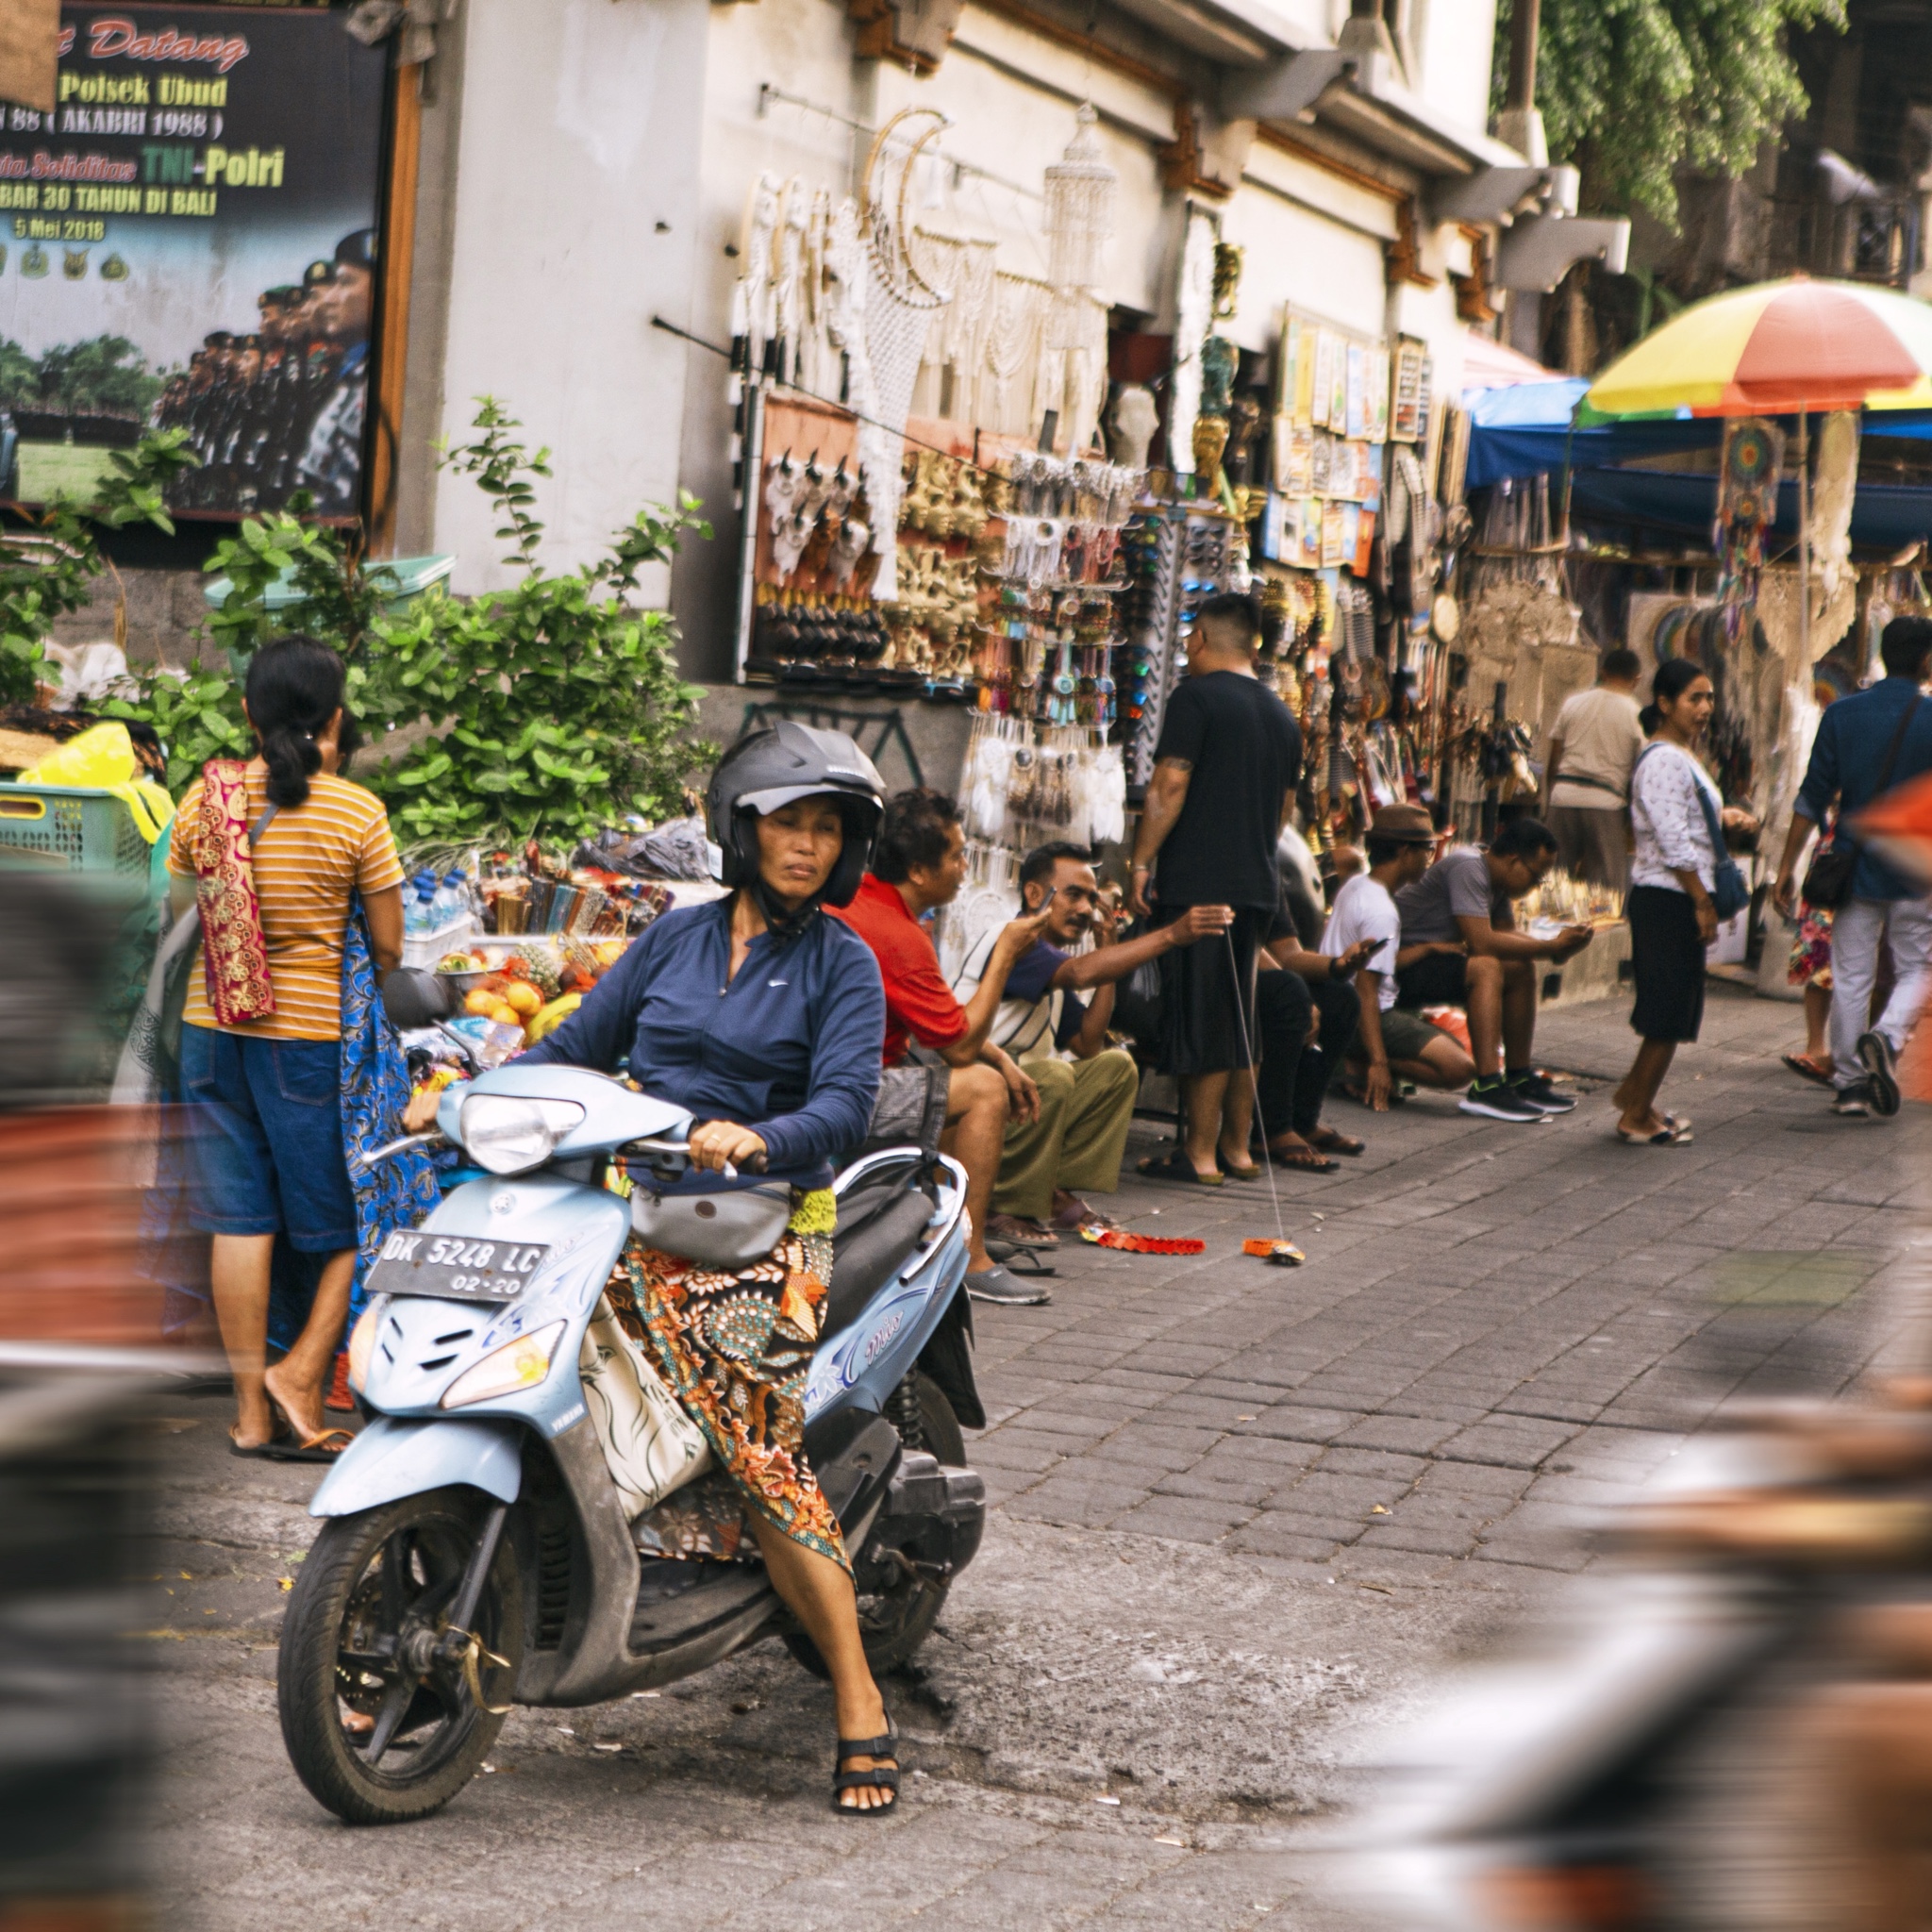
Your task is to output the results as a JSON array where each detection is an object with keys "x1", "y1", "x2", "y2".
[
  {"x1": 725, "y1": 98, "x2": 1145, "y2": 955},
  {"x1": 1239, "y1": 293, "x2": 1452, "y2": 873}
]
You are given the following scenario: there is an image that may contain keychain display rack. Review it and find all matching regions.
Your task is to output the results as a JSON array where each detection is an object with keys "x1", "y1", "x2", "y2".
[{"x1": 1119, "y1": 502, "x2": 1240, "y2": 791}]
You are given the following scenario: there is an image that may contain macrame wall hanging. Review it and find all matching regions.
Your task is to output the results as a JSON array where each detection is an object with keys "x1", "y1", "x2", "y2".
[
  {"x1": 1169, "y1": 207, "x2": 1217, "y2": 477},
  {"x1": 1038, "y1": 104, "x2": 1118, "y2": 457}
]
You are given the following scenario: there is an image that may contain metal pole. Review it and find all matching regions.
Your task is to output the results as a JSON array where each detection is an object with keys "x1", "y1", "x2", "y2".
[
  {"x1": 1507, "y1": 0, "x2": 1540, "y2": 113},
  {"x1": 1797, "y1": 406, "x2": 1810, "y2": 672},
  {"x1": 733, "y1": 382, "x2": 765, "y2": 686},
  {"x1": 1482, "y1": 677, "x2": 1507, "y2": 842}
]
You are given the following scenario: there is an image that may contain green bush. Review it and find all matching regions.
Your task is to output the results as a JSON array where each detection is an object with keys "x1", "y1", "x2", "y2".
[{"x1": 108, "y1": 398, "x2": 718, "y2": 844}]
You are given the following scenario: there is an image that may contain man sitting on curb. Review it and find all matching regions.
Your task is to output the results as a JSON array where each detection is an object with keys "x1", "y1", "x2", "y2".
[
  {"x1": 951, "y1": 841, "x2": 1233, "y2": 1252},
  {"x1": 1392, "y1": 815, "x2": 1593, "y2": 1122},
  {"x1": 831, "y1": 789, "x2": 1055, "y2": 1307},
  {"x1": 1323, "y1": 805, "x2": 1477, "y2": 1109}
]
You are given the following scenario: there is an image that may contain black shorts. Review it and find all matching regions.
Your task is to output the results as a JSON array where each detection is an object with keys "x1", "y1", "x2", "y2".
[
  {"x1": 1626, "y1": 884, "x2": 1706, "y2": 1043},
  {"x1": 1157, "y1": 905, "x2": 1271, "y2": 1076},
  {"x1": 1394, "y1": 949, "x2": 1470, "y2": 1011}
]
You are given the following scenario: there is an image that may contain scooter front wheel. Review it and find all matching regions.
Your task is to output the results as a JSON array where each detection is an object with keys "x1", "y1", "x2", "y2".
[{"x1": 277, "y1": 1486, "x2": 523, "y2": 1824}]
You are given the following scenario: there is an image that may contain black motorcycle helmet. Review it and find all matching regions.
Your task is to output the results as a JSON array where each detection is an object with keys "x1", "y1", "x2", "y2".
[{"x1": 705, "y1": 721, "x2": 885, "y2": 922}]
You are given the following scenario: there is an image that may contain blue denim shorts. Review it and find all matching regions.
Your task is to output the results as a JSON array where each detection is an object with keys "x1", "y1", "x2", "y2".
[{"x1": 179, "y1": 1025, "x2": 358, "y2": 1252}]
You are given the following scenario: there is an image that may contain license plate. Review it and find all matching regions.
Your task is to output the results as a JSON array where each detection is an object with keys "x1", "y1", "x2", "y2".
[{"x1": 367, "y1": 1230, "x2": 552, "y2": 1304}]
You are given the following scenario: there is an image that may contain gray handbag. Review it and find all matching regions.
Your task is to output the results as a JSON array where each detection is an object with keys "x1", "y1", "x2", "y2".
[{"x1": 630, "y1": 1179, "x2": 793, "y2": 1270}]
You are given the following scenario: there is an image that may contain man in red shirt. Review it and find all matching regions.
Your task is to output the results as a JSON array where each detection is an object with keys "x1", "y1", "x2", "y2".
[{"x1": 831, "y1": 789, "x2": 1054, "y2": 1307}]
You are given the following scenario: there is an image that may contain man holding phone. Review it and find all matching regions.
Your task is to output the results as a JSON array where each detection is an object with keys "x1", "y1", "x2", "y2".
[{"x1": 953, "y1": 842, "x2": 1234, "y2": 1247}]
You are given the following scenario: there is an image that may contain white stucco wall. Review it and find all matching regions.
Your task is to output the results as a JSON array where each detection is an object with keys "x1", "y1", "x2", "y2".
[
  {"x1": 432, "y1": 0, "x2": 710, "y2": 599},
  {"x1": 1410, "y1": 0, "x2": 1499, "y2": 141}
]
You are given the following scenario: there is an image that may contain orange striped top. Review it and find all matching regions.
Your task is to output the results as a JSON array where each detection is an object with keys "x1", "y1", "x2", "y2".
[{"x1": 167, "y1": 767, "x2": 405, "y2": 1041}]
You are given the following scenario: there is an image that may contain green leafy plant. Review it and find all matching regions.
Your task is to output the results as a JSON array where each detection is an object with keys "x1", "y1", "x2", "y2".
[
  {"x1": 1493, "y1": 0, "x2": 1844, "y2": 225},
  {"x1": 0, "y1": 429, "x2": 198, "y2": 706},
  {"x1": 108, "y1": 399, "x2": 717, "y2": 842}
]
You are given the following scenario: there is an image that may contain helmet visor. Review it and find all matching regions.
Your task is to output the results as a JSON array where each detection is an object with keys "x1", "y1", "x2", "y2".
[{"x1": 737, "y1": 783, "x2": 874, "y2": 819}]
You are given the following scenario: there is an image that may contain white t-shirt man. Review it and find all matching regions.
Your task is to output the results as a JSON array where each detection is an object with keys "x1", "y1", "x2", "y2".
[
  {"x1": 1321, "y1": 872, "x2": 1401, "y2": 1010},
  {"x1": 1548, "y1": 685, "x2": 1645, "y2": 810}
]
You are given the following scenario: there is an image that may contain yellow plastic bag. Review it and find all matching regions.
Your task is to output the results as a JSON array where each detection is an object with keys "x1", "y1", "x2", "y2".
[
  {"x1": 18, "y1": 722, "x2": 176, "y2": 844},
  {"x1": 21, "y1": 721, "x2": 136, "y2": 789}
]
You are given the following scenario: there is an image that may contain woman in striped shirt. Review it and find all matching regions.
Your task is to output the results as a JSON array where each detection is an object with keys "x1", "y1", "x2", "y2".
[{"x1": 167, "y1": 637, "x2": 406, "y2": 1457}]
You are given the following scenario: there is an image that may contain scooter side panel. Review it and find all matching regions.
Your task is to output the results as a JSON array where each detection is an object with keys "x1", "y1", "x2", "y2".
[{"x1": 308, "y1": 1415, "x2": 523, "y2": 1517}]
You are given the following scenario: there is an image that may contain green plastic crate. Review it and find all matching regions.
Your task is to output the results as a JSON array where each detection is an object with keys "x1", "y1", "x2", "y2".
[{"x1": 0, "y1": 783, "x2": 152, "y2": 877}]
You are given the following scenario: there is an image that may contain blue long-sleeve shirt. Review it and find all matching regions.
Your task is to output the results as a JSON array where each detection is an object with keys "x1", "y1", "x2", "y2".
[
  {"x1": 1796, "y1": 675, "x2": 1932, "y2": 902},
  {"x1": 519, "y1": 898, "x2": 885, "y2": 1190}
]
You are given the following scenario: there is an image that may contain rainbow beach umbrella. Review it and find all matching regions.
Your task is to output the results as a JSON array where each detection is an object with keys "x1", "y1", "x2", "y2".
[
  {"x1": 1585, "y1": 275, "x2": 1932, "y2": 419},
  {"x1": 1584, "y1": 276, "x2": 1932, "y2": 662}
]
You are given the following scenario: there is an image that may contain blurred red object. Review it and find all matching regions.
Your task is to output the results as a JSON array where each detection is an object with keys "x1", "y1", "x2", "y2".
[{"x1": 0, "y1": 1106, "x2": 158, "y2": 1347}]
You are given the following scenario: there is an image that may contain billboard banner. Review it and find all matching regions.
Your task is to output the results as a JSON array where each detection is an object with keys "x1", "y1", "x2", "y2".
[{"x1": 0, "y1": 5, "x2": 388, "y2": 518}]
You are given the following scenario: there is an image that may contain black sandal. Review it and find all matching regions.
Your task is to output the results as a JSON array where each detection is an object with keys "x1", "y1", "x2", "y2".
[{"x1": 833, "y1": 1720, "x2": 901, "y2": 1816}]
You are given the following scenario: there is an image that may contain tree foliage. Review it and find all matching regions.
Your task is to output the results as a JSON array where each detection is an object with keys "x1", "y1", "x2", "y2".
[
  {"x1": 0, "y1": 332, "x2": 163, "y2": 417},
  {"x1": 108, "y1": 399, "x2": 717, "y2": 845},
  {"x1": 1493, "y1": 0, "x2": 1844, "y2": 225}
]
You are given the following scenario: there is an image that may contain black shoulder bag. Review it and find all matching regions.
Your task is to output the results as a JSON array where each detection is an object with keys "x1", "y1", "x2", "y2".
[{"x1": 1801, "y1": 695, "x2": 1924, "y2": 911}]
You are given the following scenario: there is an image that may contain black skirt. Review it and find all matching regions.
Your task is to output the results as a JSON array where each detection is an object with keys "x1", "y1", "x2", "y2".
[{"x1": 1627, "y1": 884, "x2": 1706, "y2": 1043}]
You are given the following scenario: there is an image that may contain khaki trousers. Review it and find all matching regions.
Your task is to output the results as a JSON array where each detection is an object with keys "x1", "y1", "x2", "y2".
[{"x1": 992, "y1": 1048, "x2": 1139, "y2": 1223}]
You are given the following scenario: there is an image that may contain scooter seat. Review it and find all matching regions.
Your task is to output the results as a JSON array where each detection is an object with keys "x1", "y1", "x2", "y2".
[{"x1": 823, "y1": 1174, "x2": 936, "y2": 1340}]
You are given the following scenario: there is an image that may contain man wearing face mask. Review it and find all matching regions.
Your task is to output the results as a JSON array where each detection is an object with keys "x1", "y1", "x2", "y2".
[{"x1": 951, "y1": 842, "x2": 1233, "y2": 1250}]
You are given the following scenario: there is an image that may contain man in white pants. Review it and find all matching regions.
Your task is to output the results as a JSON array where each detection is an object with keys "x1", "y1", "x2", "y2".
[{"x1": 1774, "y1": 617, "x2": 1932, "y2": 1119}]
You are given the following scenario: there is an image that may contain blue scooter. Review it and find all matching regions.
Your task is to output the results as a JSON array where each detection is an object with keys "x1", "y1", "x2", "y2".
[{"x1": 275, "y1": 1059, "x2": 984, "y2": 1824}]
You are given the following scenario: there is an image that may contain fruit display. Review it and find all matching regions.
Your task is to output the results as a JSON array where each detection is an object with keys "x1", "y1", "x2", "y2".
[{"x1": 433, "y1": 937, "x2": 627, "y2": 1055}]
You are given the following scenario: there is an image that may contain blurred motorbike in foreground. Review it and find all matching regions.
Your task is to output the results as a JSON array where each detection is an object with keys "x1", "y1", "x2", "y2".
[{"x1": 1352, "y1": 1387, "x2": 1932, "y2": 1932}]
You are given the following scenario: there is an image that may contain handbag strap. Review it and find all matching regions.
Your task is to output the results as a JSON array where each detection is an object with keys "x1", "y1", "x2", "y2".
[
  {"x1": 250, "y1": 803, "x2": 277, "y2": 848},
  {"x1": 1635, "y1": 742, "x2": 1724, "y2": 855}
]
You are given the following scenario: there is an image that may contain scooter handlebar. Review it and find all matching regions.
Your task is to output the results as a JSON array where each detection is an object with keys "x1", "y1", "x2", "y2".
[
  {"x1": 354, "y1": 1130, "x2": 449, "y2": 1173},
  {"x1": 624, "y1": 1137, "x2": 769, "y2": 1181}
]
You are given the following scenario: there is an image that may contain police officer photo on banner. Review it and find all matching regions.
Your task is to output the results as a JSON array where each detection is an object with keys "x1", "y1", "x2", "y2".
[{"x1": 0, "y1": 6, "x2": 387, "y2": 518}]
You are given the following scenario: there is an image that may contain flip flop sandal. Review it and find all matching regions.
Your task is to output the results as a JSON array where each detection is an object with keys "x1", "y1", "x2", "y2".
[
  {"x1": 228, "y1": 1424, "x2": 289, "y2": 1461},
  {"x1": 1050, "y1": 1196, "x2": 1118, "y2": 1233},
  {"x1": 1307, "y1": 1128, "x2": 1364, "y2": 1157},
  {"x1": 833, "y1": 1720, "x2": 900, "y2": 1816},
  {"x1": 1137, "y1": 1151, "x2": 1223, "y2": 1187},
  {"x1": 1615, "y1": 1122, "x2": 1692, "y2": 1146},
  {"x1": 985, "y1": 1213, "x2": 1058, "y2": 1249},
  {"x1": 1270, "y1": 1146, "x2": 1341, "y2": 1174},
  {"x1": 1219, "y1": 1160, "x2": 1263, "y2": 1182},
  {"x1": 1782, "y1": 1054, "x2": 1834, "y2": 1088},
  {"x1": 992, "y1": 1242, "x2": 1058, "y2": 1278},
  {"x1": 264, "y1": 1426, "x2": 356, "y2": 1463}
]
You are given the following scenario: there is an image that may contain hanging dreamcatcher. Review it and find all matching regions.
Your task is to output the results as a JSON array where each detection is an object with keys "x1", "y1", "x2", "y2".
[
  {"x1": 856, "y1": 106, "x2": 952, "y2": 601},
  {"x1": 1713, "y1": 416, "x2": 1783, "y2": 640}
]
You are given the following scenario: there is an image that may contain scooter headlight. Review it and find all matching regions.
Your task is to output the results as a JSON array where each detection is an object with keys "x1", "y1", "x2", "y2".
[
  {"x1": 441, "y1": 1320, "x2": 567, "y2": 1408},
  {"x1": 345, "y1": 1299, "x2": 384, "y2": 1393},
  {"x1": 458, "y1": 1095, "x2": 586, "y2": 1175}
]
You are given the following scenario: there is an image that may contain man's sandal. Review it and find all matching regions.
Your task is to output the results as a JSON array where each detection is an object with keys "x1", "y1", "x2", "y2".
[{"x1": 833, "y1": 1721, "x2": 900, "y2": 1816}]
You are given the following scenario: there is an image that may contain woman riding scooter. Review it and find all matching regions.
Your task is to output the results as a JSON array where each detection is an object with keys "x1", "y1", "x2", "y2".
[{"x1": 404, "y1": 724, "x2": 901, "y2": 1811}]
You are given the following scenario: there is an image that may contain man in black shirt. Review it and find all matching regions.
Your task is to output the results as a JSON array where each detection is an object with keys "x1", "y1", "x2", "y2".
[{"x1": 1127, "y1": 591, "x2": 1304, "y2": 1184}]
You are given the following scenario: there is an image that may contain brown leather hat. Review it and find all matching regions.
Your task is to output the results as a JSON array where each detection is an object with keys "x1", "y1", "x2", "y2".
[{"x1": 1368, "y1": 804, "x2": 1435, "y2": 845}]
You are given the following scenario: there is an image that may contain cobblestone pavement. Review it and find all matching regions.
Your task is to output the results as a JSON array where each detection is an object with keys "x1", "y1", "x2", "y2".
[{"x1": 148, "y1": 986, "x2": 1929, "y2": 1929}]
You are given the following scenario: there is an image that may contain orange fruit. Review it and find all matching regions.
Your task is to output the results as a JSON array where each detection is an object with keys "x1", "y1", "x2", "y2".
[
  {"x1": 502, "y1": 980, "x2": 541, "y2": 1018},
  {"x1": 464, "y1": 989, "x2": 498, "y2": 1017}
]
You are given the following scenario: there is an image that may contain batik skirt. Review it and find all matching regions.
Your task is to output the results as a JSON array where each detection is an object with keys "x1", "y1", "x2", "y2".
[{"x1": 609, "y1": 1186, "x2": 849, "y2": 1575}]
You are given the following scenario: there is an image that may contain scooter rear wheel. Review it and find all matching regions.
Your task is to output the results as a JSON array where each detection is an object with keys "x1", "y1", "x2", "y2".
[
  {"x1": 785, "y1": 1374, "x2": 966, "y2": 1681},
  {"x1": 278, "y1": 1486, "x2": 523, "y2": 1824}
]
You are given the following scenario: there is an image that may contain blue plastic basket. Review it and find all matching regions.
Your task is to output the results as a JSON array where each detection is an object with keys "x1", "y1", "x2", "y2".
[{"x1": 0, "y1": 783, "x2": 151, "y2": 877}]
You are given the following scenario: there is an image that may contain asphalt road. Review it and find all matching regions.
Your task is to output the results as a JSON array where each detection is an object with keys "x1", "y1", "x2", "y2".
[{"x1": 142, "y1": 985, "x2": 1928, "y2": 1929}]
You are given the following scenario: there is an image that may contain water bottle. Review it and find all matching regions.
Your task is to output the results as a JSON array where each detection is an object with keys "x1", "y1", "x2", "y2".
[
  {"x1": 404, "y1": 873, "x2": 439, "y2": 938},
  {"x1": 437, "y1": 871, "x2": 473, "y2": 928}
]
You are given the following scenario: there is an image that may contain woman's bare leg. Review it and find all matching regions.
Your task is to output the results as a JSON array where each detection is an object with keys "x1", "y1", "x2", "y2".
[
  {"x1": 210, "y1": 1232, "x2": 275, "y2": 1447},
  {"x1": 1804, "y1": 982, "x2": 1832, "y2": 1065},
  {"x1": 261, "y1": 1246, "x2": 356, "y2": 1441},
  {"x1": 747, "y1": 1515, "x2": 894, "y2": 1809},
  {"x1": 1616, "y1": 1039, "x2": 1676, "y2": 1135}
]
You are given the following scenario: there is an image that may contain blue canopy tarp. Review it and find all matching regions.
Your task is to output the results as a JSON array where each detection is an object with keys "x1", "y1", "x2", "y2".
[{"x1": 1463, "y1": 378, "x2": 1932, "y2": 546}]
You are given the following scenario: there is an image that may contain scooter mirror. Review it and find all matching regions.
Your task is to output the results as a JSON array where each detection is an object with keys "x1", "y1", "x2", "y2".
[{"x1": 379, "y1": 967, "x2": 456, "y2": 1030}]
